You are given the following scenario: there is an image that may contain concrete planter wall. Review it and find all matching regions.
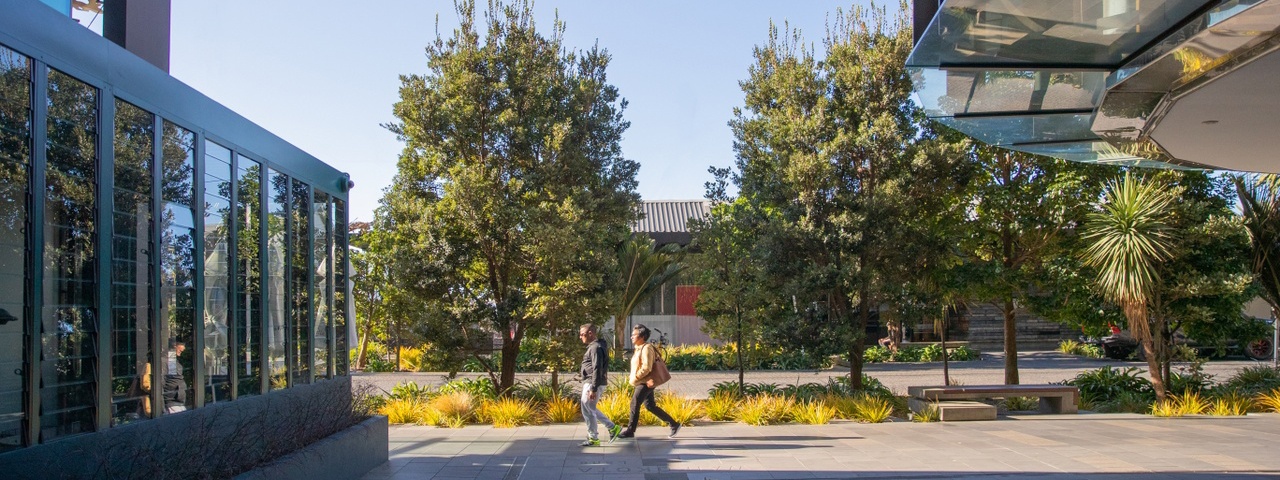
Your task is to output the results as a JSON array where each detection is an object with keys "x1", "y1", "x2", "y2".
[{"x1": 236, "y1": 415, "x2": 388, "y2": 480}]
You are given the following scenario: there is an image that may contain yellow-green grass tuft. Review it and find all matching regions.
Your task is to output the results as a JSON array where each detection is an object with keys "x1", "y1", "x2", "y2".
[
  {"x1": 544, "y1": 396, "x2": 580, "y2": 424},
  {"x1": 736, "y1": 394, "x2": 794, "y2": 426},
  {"x1": 704, "y1": 392, "x2": 739, "y2": 421},
  {"x1": 657, "y1": 392, "x2": 704, "y2": 426},
  {"x1": 480, "y1": 397, "x2": 538, "y2": 428},
  {"x1": 790, "y1": 399, "x2": 837, "y2": 425},
  {"x1": 381, "y1": 398, "x2": 428, "y2": 424}
]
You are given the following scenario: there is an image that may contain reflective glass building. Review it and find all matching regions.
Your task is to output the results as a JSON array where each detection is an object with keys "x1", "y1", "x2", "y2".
[
  {"x1": 0, "y1": 0, "x2": 352, "y2": 454},
  {"x1": 910, "y1": 0, "x2": 1280, "y2": 172}
]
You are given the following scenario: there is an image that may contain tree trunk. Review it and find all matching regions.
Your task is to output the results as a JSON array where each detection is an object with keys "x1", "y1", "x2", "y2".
[
  {"x1": 356, "y1": 297, "x2": 377, "y2": 370},
  {"x1": 851, "y1": 287, "x2": 868, "y2": 391},
  {"x1": 941, "y1": 314, "x2": 951, "y2": 386},
  {"x1": 736, "y1": 308, "x2": 744, "y2": 396},
  {"x1": 1127, "y1": 304, "x2": 1166, "y2": 401},
  {"x1": 1003, "y1": 298, "x2": 1019, "y2": 384},
  {"x1": 886, "y1": 320, "x2": 902, "y2": 352},
  {"x1": 614, "y1": 315, "x2": 626, "y2": 355},
  {"x1": 500, "y1": 336, "x2": 519, "y2": 397}
]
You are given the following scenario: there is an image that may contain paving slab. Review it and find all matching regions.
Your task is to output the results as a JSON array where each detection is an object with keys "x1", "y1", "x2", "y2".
[{"x1": 364, "y1": 413, "x2": 1280, "y2": 479}]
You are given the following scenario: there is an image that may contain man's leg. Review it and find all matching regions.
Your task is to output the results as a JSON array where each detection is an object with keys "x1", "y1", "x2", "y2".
[{"x1": 580, "y1": 384, "x2": 599, "y2": 440}]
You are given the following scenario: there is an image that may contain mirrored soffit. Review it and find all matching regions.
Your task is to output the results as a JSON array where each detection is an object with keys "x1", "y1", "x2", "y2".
[{"x1": 909, "y1": 0, "x2": 1280, "y2": 172}]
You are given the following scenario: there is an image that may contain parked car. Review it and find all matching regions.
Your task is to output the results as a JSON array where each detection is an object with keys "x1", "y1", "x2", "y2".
[{"x1": 1089, "y1": 318, "x2": 1275, "y2": 361}]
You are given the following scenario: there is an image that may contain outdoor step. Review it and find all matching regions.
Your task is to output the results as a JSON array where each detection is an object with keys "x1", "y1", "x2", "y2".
[{"x1": 909, "y1": 398, "x2": 997, "y2": 422}]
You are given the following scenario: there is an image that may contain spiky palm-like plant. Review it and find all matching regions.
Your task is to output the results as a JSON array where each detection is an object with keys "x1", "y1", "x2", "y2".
[
  {"x1": 1235, "y1": 175, "x2": 1280, "y2": 324},
  {"x1": 1083, "y1": 173, "x2": 1176, "y2": 401},
  {"x1": 613, "y1": 236, "x2": 684, "y2": 351}
]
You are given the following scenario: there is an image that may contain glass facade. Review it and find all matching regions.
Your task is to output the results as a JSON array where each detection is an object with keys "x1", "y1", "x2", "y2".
[{"x1": 0, "y1": 36, "x2": 350, "y2": 450}]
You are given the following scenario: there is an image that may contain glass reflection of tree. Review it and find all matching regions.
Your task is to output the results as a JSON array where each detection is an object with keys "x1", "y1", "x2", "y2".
[
  {"x1": 42, "y1": 69, "x2": 98, "y2": 439},
  {"x1": 266, "y1": 170, "x2": 288, "y2": 389},
  {"x1": 312, "y1": 192, "x2": 329, "y2": 380},
  {"x1": 0, "y1": 45, "x2": 30, "y2": 450},
  {"x1": 289, "y1": 178, "x2": 310, "y2": 384},
  {"x1": 333, "y1": 199, "x2": 347, "y2": 376},
  {"x1": 235, "y1": 163, "x2": 263, "y2": 395},
  {"x1": 160, "y1": 122, "x2": 196, "y2": 408},
  {"x1": 110, "y1": 99, "x2": 155, "y2": 425}
]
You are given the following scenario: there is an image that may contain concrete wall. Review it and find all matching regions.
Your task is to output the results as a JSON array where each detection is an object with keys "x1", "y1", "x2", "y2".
[
  {"x1": 236, "y1": 415, "x2": 388, "y2": 480},
  {"x1": 0, "y1": 376, "x2": 375, "y2": 480}
]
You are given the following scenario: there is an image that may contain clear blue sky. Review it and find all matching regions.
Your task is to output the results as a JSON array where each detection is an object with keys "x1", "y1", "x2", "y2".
[{"x1": 165, "y1": 1, "x2": 879, "y2": 222}]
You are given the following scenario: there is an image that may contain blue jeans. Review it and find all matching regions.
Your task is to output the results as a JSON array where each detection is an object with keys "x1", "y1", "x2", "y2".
[{"x1": 580, "y1": 384, "x2": 614, "y2": 440}]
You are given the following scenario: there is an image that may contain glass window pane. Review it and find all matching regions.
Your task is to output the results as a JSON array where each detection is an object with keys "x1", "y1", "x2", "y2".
[
  {"x1": 908, "y1": 0, "x2": 1214, "y2": 67},
  {"x1": 159, "y1": 121, "x2": 195, "y2": 415},
  {"x1": 235, "y1": 162, "x2": 262, "y2": 396},
  {"x1": 266, "y1": 170, "x2": 287, "y2": 390},
  {"x1": 312, "y1": 191, "x2": 330, "y2": 380},
  {"x1": 913, "y1": 69, "x2": 1106, "y2": 117},
  {"x1": 290, "y1": 179, "x2": 310, "y2": 385},
  {"x1": 41, "y1": 69, "x2": 98, "y2": 441},
  {"x1": 0, "y1": 44, "x2": 30, "y2": 452},
  {"x1": 333, "y1": 198, "x2": 347, "y2": 376},
  {"x1": 111, "y1": 99, "x2": 154, "y2": 426},
  {"x1": 203, "y1": 140, "x2": 232, "y2": 402}
]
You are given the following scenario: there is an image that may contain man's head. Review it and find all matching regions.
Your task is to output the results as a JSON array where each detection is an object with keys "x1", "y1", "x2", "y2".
[
  {"x1": 631, "y1": 324, "x2": 650, "y2": 346},
  {"x1": 578, "y1": 324, "x2": 597, "y2": 344}
]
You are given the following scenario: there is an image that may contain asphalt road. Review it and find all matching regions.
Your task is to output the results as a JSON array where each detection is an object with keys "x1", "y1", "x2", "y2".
[{"x1": 352, "y1": 351, "x2": 1273, "y2": 399}]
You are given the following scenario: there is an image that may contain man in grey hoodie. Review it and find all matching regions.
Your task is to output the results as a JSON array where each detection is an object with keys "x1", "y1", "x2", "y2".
[{"x1": 578, "y1": 324, "x2": 621, "y2": 446}]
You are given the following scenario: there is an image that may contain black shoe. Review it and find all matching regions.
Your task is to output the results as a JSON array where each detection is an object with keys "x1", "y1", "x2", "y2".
[
  {"x1": 617, "y1": 431, "x2": 634, "y2": 439},
  {"x1": 669, "y1": 424, "x2": 681, "y2": 438}
]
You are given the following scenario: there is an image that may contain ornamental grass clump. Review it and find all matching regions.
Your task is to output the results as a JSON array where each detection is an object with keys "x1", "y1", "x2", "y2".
[
  {"x1": 821, "y1": 394, "x2": 859, "y2": 420},
  {"x1": 790, "y1": 399, "x2": 837, "y2": 425},
  {"x1": 1255, "y1": 387, "x2": 1280, "y2": 413},
  {"x1": 480, "y1": 398, "x2": 538, "y2": 428},
  {"x1": 1150, "y1": 398, "x2": 1181, "y2": 417},
  {"x1": 657, "y1": 393, "x2": 703, "y2": 426},
  {"x1": 597, "y1": 392, "x2": 631, "y2": 425},
  {"x1": 912, "y1": 403, "x2": 940, "y2": 423},
  {"x1": 1208, "y1": 391, "x2": 1252, "y2": 416},
  {"x1": 704, "y1": 392, "x2": 739, "y2": 421},
  {"x1": 736, "y1": 395, "x2": 794, "y2": 426},
  {"x1": 1174, "y1": 392, "x2": 1211, "y2": 415},
  {"x1": 543, "y1": 396, "x2": 579, "y2": 423},
  {"x1": 381, "y1": 398, "x2": 428, "y2": 424},
  {"x1": 430, "y1": 391, "x2": 475, "y2": 427},
  {"x1": 850, "y1": 394, "x2": 894, "y2": 423}
]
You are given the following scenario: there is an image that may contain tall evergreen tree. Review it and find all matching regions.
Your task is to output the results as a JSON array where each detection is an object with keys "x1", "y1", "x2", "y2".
[{"x1": 383, "y1": 0, "x2": 639, "y2": 394}]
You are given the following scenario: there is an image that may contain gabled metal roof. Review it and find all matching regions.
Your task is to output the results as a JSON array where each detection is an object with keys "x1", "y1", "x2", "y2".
[{"x1": 633, "y1": 200, "x2": 711, "y2": 234}]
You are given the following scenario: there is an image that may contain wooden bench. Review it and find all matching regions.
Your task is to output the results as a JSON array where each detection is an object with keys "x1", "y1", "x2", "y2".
[{"x1": 908, "y1": 384, "x2": 1080, "y2": 421}]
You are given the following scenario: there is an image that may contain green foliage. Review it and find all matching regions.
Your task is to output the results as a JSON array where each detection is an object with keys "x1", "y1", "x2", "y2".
[
  {"x1": 704, "y1": 393, "x2": 739, "y2": 421},
  {"x1": 1064, "y1": 367, "x2": 1154, "y2": 405},
  {"x1": 509, "y1": 378, "x2": 574, "y2": 403},
  {"x1": 911, "y1": 403, "x2": 940, "y2": 423},
  {"x1": 1219, "y1": 366, "x2": 1280, "y2": 395},
  {"x1": 1057, "y1": 339, "x2": 1105, "y2": 359},
  {"x1": 736, "y1": 394, "x2": 793, "y2": 426},
  {"x1": 382, "y1": 0, "x2": 640, "y2": 395},
  {"x1": 862, "y1": 344, "x2": 980, "y2": 363},
  {"x1": 439, "y1": 377, "x2": 498, "y2": 401},
  {"x1": 1002, "y1": 396, "x2": 1039, "y2": 412},
  {"x1": 1095, "y1": 390, "x2": 1152, "y2": 414},
  {"x1": 389, "y1": 381, "x2": 432, "y2": 401}
]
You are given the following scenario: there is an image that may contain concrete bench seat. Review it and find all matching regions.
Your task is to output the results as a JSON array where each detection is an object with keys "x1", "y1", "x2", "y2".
[
  {"x1": 908, "y1": 398, "x2": 996, "y2": 421},
  {"x1": 908, "y1": 384, "x2": 1080, "y2": 415}
]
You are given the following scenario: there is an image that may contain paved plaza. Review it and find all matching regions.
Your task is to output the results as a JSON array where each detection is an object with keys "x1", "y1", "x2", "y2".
[{"x1": 363, "y1": 413, "x2": 1280, "y2": 479}]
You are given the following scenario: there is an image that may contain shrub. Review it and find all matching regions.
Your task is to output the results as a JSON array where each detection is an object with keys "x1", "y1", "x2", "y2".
[
  {"x1": 439, "y1": 376, "x2": 498, "y2": 401},
  {"x1": 742, "y1": 383, "x2": 783, "y2": 397},
  {"x1": 381, "y1": 398, "x2": 428, "y2": 424},
  {"x1": 1002, "y1": 396, "x2": 1039, "y2": 412},
  {"x1": 821, "y1": 394, "x2": 858, "y2": 420},
  {"x1": 828, "y1": 375, "x2": 895, "y2": 399},
  {"x1": 790, "y1": 399, "x2": 836, "y2": 425},
  {"x1": 364, "y1": 356, "x2": 397, "y2": 372},
  {"x1": 389, "y1": 381, "x2": 432, "y2": 401},
  {"x1": 1174, "y1": 391, "x2": 1211, "y2": 415},
  {"x1": 948, "y1": 345, "x2": 981, "y2": 361},
  {"x1": 1078, "y1": 344, "x2": 1104, "y2": 359},
  {"x1": 1208, "y1": 391, "x2": 1252, "y2": 416},
  {"x1": 544, "y1": 397, "x2": 580, "y2": 424},
  {"x1": 1221, "y1": 366, "x2": 1280, "y2": 395},
  {"x1": 480, "y1": 398, "x2": 538, "y2": 428},
  {"x1": 1057, "y1": 339, "x2": 1083, "y2": 355},
  {"x1": 1065, "y1": 367, "x2": 1153, "y2": 404},
  {"x1": 1255, "y1": 388, "x2": 1280, "y2": 413},
  {"x1": 430, "y1": 391, "x2": 475, "y2": 427},
  {"x1": 1150, "y1": 399, "x2": 1180, "y2": 417},
  {"x1": 399, "y1": 346, "x2": 426, "y2": 372},
  {"x1": 850, "y1": 394, "x2": 894, "y2": 423},
  {"x1": 657, "y1": 393, "x2": 703, "y2": 426},
  {"x1": 1097, "y1": 390, "x2": 1151, "y2": 414},
  {"x1": 912, "y1": 403, "x2": 939, "y2": 423},
  {"x1": 704, "y1": 393, "x2": 738, "y2": 421},
  {"x1": 511, "y1": 378, "x2": 573, "y2": 403},
  {"x1": 780, "y1": 382, "x2": 829, "y2": 401},
  {"x1": 863, "y1": 346, "x2": 893, "y2": 363},
  {"x1": 736, "y1": 395, "x2": 794, "y2": 425},
  {"x1": 708, "y1": 381, "x2": 741, "y2": 398},
  {"x1": 605, "y1": 375, "x2": 635, "y2": 397}
]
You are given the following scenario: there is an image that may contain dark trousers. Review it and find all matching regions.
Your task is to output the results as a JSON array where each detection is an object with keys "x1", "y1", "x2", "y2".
[{"x1": 625, "y1": 384, "x2": 675, "y2": 432}]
